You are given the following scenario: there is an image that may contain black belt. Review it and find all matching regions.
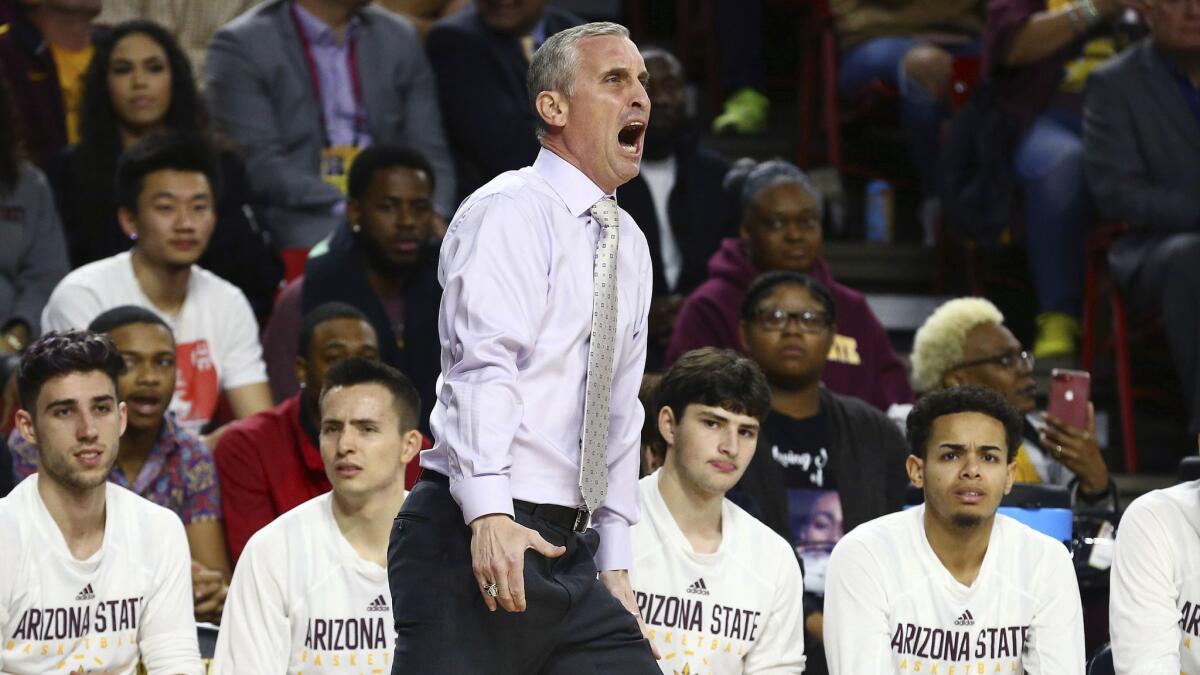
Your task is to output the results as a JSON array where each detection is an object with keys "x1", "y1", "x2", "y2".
[
  {"x1": 513, "y1": 499, "x2": 591, "y2": 534},
  {"x1": 419, "y1": 470, "x2": 591, "y2": 533}
]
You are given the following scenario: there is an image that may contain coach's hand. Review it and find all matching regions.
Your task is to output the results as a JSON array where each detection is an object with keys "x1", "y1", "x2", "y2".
[
  {"x1": 599, "y1": 570, "x2": 662, "y2": 659},
  {"x1": 469, "y1": 514, "x2": 565, "y2": 613}
]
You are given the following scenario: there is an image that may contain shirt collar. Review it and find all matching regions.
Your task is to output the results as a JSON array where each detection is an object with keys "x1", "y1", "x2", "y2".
[
  {"x1": 292, "y1": 0, "x2": 363, "y2": 47},
  {"x1": 532, "y1": 147, "x2": 610, "y2": 219}
]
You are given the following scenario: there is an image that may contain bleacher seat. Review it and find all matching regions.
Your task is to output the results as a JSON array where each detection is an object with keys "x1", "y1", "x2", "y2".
[
  {"x1": 1086, "y1": 642, "x2": 1113, "y2": 675},
  {"x1": 904, "y1": 483, "x2": 1072, "y2": 544},
  {"x1": 198, "y1": 622, "x2": 218, "y2": 660},
  {"x1": 1180, "y1": 455, "x2": 1200, "y2": 483}
]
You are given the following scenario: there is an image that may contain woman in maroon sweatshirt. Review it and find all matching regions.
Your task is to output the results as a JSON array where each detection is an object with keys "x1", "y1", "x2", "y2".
[{"x1": 665, "y1": 158, "x2": 913, "y2": 411}]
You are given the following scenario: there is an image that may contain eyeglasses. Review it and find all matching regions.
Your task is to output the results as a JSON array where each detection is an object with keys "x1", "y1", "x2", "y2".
[
  {"x1": 947, "y1": 350, "x2": 1034, "y2": 373},
  {"x1": 753, "y1": 308, "x2": 831, "y2": 333}
]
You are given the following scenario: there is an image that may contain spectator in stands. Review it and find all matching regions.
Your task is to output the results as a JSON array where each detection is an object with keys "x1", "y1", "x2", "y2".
[
  {"x1": 911, "y1": 297, "x2": 1116, "y2": 511},
  {"x1": 1109, "y1": 476, "x2": 1200, "y2": 673},
  {"x1": 735, "y1": 270, "x2": 909, "y2": 674},
  {"x1": 667, "y1": 158, "x2": 913, "y2": 411},
  {"x1": 0, "y1": 331, "x2": 203, "y2": 674},
  {"x1": 0, "y1": 0, "x2": 102, "y2": 167},
  {"x1": 41, "y1": 132, "x2": 273, "y2": 438},
  {"x1": 620, "y1": 47, "x2": 736, "y2": 367},
  {"x1": 638, "y1": 373, "x2": 664, "y2": 477},
  {"x1": 426, "y1": 0, "x2": 581, "y2": 199},
  {"x1": 833, "y1": 0, "x2": 984, "y2": 238},
  {"x1": 262, "y1": 145, "x2": 441, "y2": 429},
  {"x1": 212, "y1": 357, "x2": 422, "y2": 672},
  {"x1": 96, "y1": 0, "x2": 261, "y2": 80},
  {"x1": 378, "y1": 0, "x2": 468, "y2": 40},
  {"x1": 824, "y1": 386, "x2": 1085, "y2": 673},
  {"x1": 630, "y1": 347, "x2": 806, "y2": 673},
  {"x1": 1084, "y1": 0, "x2": 1200, "y2": 445},
  {"x1": 205, "y1": 0, "x2": 457, "y2": 249},
  {"x1": 51, "y1": 20, "x2": 281, "y2": 317},
  {"x1": 986, "y1": 0, "x2": 1138, "y2": 358},
  {"x1": 0, "y1": 79, "x2": 70, "y2": 352},
  {"x1": 217, "y1": 302, "x2": 380, "y2": 563},
  {"x1": 9, "y1": 306, "x2": 230, "y2": 621}
]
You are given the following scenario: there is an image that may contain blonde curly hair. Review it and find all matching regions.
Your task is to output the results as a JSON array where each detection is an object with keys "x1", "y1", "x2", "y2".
[{"x1": 911, "y1": 297, "x2": 1005, "y2": 393}]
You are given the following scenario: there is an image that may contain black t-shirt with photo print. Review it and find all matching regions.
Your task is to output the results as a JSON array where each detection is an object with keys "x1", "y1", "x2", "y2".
[{"x1": 761, "y1": 409, "x2": 841, "y2": 596}]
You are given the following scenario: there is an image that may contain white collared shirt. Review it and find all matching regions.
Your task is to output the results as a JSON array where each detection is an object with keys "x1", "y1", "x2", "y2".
[{"x1": 422, "y1": 147, "x2": 653, "y2": 571}]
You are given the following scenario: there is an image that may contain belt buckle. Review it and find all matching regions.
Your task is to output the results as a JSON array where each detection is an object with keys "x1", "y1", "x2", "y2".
[{"x1": 572, "y1": 507, "x2": 591, "y2": 533}]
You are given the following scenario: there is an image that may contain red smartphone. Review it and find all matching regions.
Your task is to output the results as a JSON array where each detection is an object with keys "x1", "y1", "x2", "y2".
[{"x1": 1048, "y1": 369, "x2": 1091, "y2": 430}]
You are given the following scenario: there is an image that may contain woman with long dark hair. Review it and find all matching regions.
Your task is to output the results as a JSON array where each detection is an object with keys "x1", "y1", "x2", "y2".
[
  {"x1": 0, "y1": 79, "x2": 70, "y2": 355},
  {"x1": 50, "y1": 20, "x2": 281, "y2": 316}
]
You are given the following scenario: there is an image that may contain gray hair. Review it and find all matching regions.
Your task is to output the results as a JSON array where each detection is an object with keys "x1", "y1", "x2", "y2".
[
  {"x1": 527, "y1": 21, "x2": 631, "y2": 141},
  {"x1": 723, "y1": 157, "x2": 823, "y2": 219}
]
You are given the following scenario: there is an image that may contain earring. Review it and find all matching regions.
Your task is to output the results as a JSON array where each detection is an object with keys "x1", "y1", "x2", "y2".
[
  {"x1": 129, "y1": 232, "x2": 138, "y2": 241},
  {"x1": 351, "y1": 223, "x2": 361, "y2": 234}
]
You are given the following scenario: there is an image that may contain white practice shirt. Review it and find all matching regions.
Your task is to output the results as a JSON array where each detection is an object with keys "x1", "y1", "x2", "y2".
[
  {"x1": 1110, "y1": 479, "x2": 1200, "y2": 674},
  {"x1": 630, "y1": 471, "x2": 806, "y2": 674},
  {"x1": 824, "y1": 505, "x2": 1084, "y2": 674},
  {"x1": 211, "y1": 492, "x2": 403, "y2": 674},
  {"x1": 0, "y1": 475, "x2": 202, "y2": 675}
]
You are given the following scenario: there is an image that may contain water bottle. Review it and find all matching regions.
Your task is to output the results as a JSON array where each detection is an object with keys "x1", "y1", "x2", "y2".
[{"x1": 865, "y1": 179, "x2": 893, "y2": 244}]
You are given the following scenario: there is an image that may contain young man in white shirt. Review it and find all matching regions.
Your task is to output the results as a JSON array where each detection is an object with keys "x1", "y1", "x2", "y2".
[
  {"x1": 41, "y1": 132, "x2": 272, "y2": 438},
  {"x1": 824, "y1": 386, "x2": 1085, "y2": 674},
  {"x1": 1109, "y1": 479, "x2": 1200, "y2": 673},
  {"x1": 211, "y1": 357, "x2": 422, "y2": 673},
  {"x1": 0, "y1": 330, "x2": 203, "y2": 675},
  {"x1": 631, "y1": 347, "x2": 806, "y2": 674}
]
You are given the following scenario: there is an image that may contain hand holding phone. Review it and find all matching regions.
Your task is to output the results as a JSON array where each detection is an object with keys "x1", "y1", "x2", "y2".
[{"x1": 1048, "y1": 369, "x2": 1091, "y2": 431}]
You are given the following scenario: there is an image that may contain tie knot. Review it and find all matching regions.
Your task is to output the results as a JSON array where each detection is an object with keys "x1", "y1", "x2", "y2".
[{"x1": 590, "y1": 197, "x2": 620, "y2": 229}]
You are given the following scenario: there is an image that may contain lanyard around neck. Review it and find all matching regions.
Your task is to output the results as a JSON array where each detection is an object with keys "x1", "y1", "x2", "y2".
[{"x1": 288, "y1": 2, "x2": 366, "y2": 147}]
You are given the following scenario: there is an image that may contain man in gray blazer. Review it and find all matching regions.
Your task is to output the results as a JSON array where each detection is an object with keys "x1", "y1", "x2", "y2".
[
  {"x1": 205, "y1": 0, "x2": 456, "y2": 249},
  {"x1": 1084, "y1": 0, "x2": 1200, "y2": 443}
]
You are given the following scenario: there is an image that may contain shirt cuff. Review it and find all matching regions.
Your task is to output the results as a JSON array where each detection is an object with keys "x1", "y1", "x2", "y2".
[
  {"x1": 592, "y1": 518, "x2": 631, "y2": 572},
  {"x1": 449, "y1": 474, "x2": 514, "y2": 526}
]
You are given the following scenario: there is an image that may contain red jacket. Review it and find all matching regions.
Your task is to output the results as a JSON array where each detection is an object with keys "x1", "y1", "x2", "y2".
[
  {"x1": 665, "y1": 238, "x2": 914, "y2": 411},
  {"x1": 215, "y1": 395, "x2": 330, "y2": 564}
]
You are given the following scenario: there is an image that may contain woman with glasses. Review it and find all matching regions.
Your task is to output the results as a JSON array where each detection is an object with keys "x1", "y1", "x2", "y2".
[
  {"x1": 665, "y1": 157, "x2": 913, "y2": 412},
  {"x1": 910, "y1": 296, "x2": 1115, "y2": 510},
  {"x1": 732, "y1": 270, "x2": 910, "y2": 675}
]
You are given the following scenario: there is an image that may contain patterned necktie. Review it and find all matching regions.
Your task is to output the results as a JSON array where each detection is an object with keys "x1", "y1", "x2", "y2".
[{"x1": 579, "y1": 197, "x2": 620, "y2": 516}]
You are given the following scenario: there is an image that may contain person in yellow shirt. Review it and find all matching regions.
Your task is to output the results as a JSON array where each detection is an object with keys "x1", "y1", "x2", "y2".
[{"x1": 0, "y1": 0, "x2": 101, "y2": 161}]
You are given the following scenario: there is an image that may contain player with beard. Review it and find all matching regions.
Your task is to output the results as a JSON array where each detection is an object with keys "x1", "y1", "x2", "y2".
[
  {"x1": 824, "y1": 386, "x2": 1085, "y2": 674},
  {"x1": 263, "y1": 145, "x2": 442, "y2": 430},
  {"x1": 618, "y1": 47, "x2": 736, "y2": 366},
  {"x1": 0, "y1": 331, "x2": 202, "y2": 674},
  {"x1": 9, "y1": 306, "x2": 231, "y2": 621}
]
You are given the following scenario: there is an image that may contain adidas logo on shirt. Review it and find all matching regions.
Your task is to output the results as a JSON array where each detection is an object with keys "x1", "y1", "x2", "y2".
[
  {"x1": 686, "y1": 578, "x2": 710, "y2": 596},
  {"x1": 75, "y1": 584, "x2": 95, "y2": 601},
  {"x1": 366, "y1": 594, "x2": 390, "y2": 612},
  {"x1": 954, "y1": 610, "x2": 975, "y2": 626}
]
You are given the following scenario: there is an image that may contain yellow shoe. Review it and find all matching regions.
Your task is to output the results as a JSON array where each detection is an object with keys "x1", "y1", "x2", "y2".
[
  {"x1": 712, "y1": 87, "x2": 769, "y2": 135},
  {"x1": 1033, "y1": 312, "x2": 1080, "y2": 359}
]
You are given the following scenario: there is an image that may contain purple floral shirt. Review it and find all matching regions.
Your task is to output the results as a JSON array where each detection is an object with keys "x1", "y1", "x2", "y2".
[{"x1": 8, "y1": 412, "x2": 221, "y2": 524}]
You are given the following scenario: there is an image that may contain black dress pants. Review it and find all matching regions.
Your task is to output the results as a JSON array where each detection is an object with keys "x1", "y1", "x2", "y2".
[{"x1": 387, "y1": 472, "x2": 660, "y2": 674}]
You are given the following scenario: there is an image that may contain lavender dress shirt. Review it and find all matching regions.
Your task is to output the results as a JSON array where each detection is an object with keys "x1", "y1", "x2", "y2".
[
  {"x1": 292, "y1": 2, "x2": 372, "y2": 148},
  {"x1": 423, "y1": 148, "x2": 653, "y2": 572}
]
